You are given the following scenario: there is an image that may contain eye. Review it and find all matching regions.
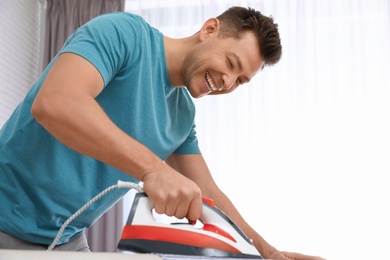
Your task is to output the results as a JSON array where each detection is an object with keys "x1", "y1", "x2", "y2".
[{"x1": 227, "y1": 58, "x2": 233, "y2": 68}]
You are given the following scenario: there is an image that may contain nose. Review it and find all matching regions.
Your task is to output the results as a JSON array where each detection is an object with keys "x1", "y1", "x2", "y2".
[{"x1": 221, "y1": 73, "x2": 237, "y2": 91}]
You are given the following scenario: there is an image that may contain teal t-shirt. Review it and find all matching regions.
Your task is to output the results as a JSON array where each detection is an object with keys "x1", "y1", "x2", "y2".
[{"x1": 0, "y1": 12, "x2": 200, "y2": 245}]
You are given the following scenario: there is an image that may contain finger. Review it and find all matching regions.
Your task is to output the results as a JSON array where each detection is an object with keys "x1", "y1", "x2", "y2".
[
  {"x1": 186, "y1": 196, "x2": 203, "y2": 221},
  {"x1": 174, "y1": 199, "x2": 190, "y2": 219},
  {"x1": 152, "y1": 195, "x2": 168, "y2": 215},
  {"x1": 164, "y1": 198, "x2": 178, "y2": 217}
]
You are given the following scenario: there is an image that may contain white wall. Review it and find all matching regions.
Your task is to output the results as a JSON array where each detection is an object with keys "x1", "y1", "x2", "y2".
[{"x1": 0, "y1": 0, "x2": 46, "y2": 127}]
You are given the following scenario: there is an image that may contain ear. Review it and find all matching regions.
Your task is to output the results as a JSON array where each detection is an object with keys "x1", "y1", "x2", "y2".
[{"x1": 199, "y1": 18, "x2": 220, "y2": 41}]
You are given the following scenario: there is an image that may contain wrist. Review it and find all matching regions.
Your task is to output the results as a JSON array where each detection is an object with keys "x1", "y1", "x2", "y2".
[
  {"x1": 140, "y1": 158, "x2": 164, "y2": 182},
  {"x1": 252, "y1": 236, "x2": 277, "y2": 258}
]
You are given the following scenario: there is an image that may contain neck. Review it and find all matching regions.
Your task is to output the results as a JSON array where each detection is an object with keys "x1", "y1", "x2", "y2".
[{"x1": 164, "y1": 34, "x2": 198, "y2": 87}]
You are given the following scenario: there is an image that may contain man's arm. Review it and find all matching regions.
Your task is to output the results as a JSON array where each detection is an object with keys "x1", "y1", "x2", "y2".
[
  {"x1": 165, "y1": 153, "x2": 325, "y2": 260},
  {"x1": 165, "y1": 153, "x2": 276, "y2": 257},
  {"x1": 32, "y1": 53, "x2": 154, "y2": 178},
  {"x1": 31, "y1": 53, "x2": 203, "y2": 221}
]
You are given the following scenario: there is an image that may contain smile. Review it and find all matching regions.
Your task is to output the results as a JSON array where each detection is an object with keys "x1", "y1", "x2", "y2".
[{"x1": 205, "y1": 71, "x2": 222, "y2": 92}]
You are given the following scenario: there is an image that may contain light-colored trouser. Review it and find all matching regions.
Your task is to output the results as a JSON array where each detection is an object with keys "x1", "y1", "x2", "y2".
[{"x1": 0, "y1": 230, "x2": 90, "y2": 252}]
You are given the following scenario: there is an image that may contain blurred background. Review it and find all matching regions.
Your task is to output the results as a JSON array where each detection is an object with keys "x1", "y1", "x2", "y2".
[{"x1": 1, "y1": 1, "x2": 389, "y2": 259}]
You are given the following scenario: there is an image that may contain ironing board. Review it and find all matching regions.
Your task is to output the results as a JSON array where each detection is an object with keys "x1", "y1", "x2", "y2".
[
  {"x1": 0, "y1": 249, "x2": 161, "y2": 260},
  {"x1": 0, "y1": 250, "x2": 267, "y2": 260}
]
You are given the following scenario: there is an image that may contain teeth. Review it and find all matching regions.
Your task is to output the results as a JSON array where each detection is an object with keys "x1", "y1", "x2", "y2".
[{"x1": 206, "y1": 71, "x2": 218, "y2": 91}]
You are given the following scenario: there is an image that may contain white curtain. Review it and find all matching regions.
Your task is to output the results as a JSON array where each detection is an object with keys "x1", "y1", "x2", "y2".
[
  {"x1": 43, "y1": 0, "x2": 126, "y2": 252},
  {"x1": 125, "y1": 1, "x2": 390, "y2": 260},
  {"x1": 0, "y1": 0, "x2": 46, "y2": 127}
]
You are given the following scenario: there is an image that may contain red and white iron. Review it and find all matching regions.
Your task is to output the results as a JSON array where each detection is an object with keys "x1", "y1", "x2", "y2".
[{"x1": 118, "y1": 192, "x2": 263, "y2": 259}]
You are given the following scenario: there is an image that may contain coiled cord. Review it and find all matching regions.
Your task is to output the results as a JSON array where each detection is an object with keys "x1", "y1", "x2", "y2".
[{"x1": 47, "y1": 180, "x2": 144, "y2": 251}]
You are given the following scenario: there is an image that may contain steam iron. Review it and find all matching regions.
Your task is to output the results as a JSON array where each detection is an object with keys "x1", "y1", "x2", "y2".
[{"x1": 118, "y1": 193, "x2": 263, "y2": 259}]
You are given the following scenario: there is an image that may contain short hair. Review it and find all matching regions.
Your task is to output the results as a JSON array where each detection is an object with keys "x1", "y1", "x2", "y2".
[{"x1": 217, "y1": 6, "x2": 282, "y2": 66}]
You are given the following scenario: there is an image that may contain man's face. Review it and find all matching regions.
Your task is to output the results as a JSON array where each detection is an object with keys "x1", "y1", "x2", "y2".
[{"x1": 182, "y1": 31, "x2": 264, "y2": 98}]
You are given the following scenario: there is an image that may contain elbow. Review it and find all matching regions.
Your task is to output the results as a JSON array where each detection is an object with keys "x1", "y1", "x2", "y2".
[{"x1": 31, "y1": 94, "x2": 52, "y2": 124}]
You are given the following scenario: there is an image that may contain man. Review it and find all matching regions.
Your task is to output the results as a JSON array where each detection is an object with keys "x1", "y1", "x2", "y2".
[{"x1": 0, "y1": 6, "x2": 323, "y2": 259}]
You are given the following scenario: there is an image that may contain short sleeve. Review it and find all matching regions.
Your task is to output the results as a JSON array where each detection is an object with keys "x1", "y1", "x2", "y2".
[
  {"x1": 58, "y1": 12, "x2": 142, "y2": 86},
  {"x1": 173, "y1": 122, "x2": 201, "y2": 154}
]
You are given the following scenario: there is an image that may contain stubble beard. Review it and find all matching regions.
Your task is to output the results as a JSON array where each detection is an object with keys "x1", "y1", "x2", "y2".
[{"x1": 181, "y1": 43, "x2": 210, "y2": 98}]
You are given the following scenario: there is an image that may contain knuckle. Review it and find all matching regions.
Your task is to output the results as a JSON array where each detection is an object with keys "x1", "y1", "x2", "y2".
[{"x1": 154, "y1": 204, "x2": 165, "y2": 214}]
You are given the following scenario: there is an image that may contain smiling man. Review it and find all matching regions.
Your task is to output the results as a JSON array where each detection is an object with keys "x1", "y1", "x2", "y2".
[
  {"x1": 0, "y1": 5, "x2": 323, "y2": 260},
  {"x1": 176, "y1": 21, "x2": 264, "y2": 97}
]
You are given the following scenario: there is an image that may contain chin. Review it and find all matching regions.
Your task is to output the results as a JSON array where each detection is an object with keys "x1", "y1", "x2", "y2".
[
  {"x1": 186, "y1": 85, "x2": 205, "y2": 98},
  {"x1": 195, "y1": 93, "x2": 208, "y2": 98},
  {"x1": 189, "y1": 90, "x2": 206, "y2": 99}
]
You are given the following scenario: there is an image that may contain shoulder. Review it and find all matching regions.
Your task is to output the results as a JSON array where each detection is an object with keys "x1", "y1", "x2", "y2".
[
  {"x1": 88, "y1": 12, "x2": 150, "y2": 31},
  {"x1": 83, "y1": 12, "x2": 161, "y2": 43},
  {"x1": 92, "y1": 12, "x2": 143, "y2": 21}
]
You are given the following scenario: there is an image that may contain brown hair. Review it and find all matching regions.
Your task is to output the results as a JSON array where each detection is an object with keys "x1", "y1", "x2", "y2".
[{"x1": 217, "y1": 6, "x2": 282, "y2": 66}]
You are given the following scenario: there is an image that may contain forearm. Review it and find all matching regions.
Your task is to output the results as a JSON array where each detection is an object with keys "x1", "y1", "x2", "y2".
[
  {"x1": 31, "y1": 53, "x2": 163, "y2": 182},
  {"x1": 31, "y1": 92, "x2": 161, "y2": 181},
  {"x1": 206, "y1": 188, "x2": 276, "y2": 258},
  {"x1": 165, "y1": 154, "x2": 277, "y2": 258}
]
